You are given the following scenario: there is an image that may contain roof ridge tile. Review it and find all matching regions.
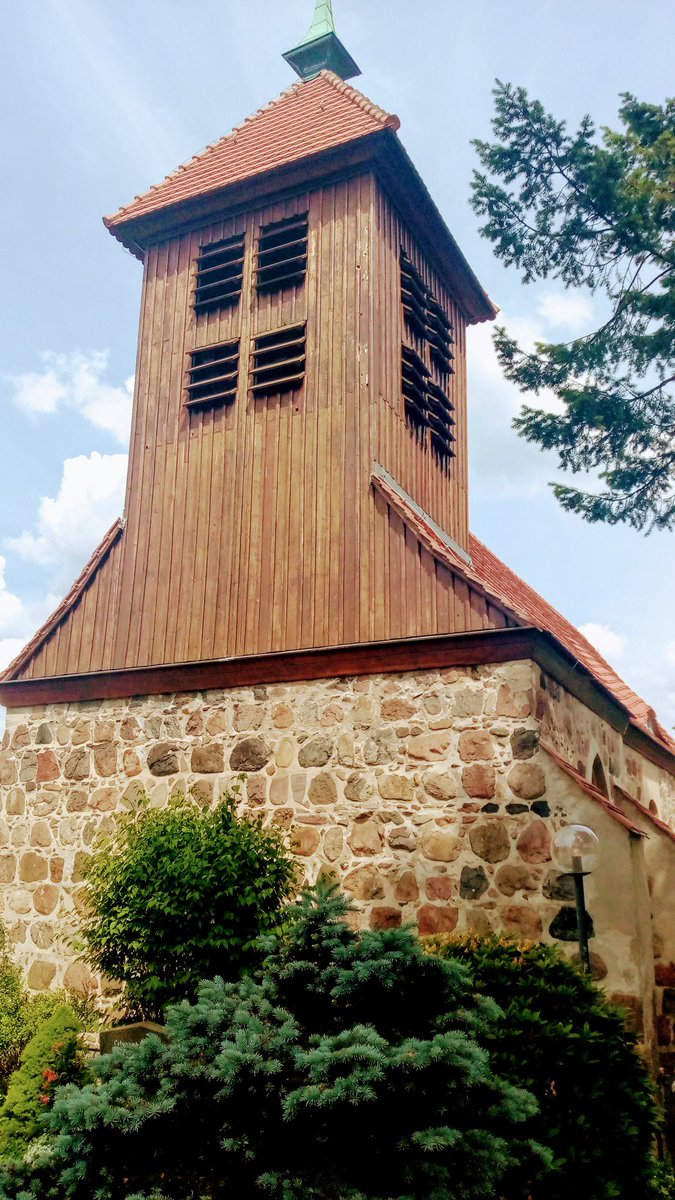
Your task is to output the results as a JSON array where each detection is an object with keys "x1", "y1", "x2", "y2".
[{"x1": 318, "y1": 69, "x2": 400, "y2": 128}]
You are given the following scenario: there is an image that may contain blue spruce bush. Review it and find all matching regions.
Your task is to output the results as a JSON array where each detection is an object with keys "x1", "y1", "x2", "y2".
[{"x1": 0, "y1": 885, "x2": 548, "y2": 1200}]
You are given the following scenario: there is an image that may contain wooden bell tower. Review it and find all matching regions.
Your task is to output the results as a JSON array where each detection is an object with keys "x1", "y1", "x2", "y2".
[{"x1": 1, "y1": 3, "x2": 505, "y2": 691}]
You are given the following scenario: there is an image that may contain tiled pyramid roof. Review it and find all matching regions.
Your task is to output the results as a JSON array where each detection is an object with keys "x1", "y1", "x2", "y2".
[{"x1": 105, "y1": 71, "x2": 399, "y2": 233}]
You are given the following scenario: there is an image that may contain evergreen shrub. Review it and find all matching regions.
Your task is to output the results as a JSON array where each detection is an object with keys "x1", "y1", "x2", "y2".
[
  {"x1": 80, "y1": 788, "x2": 296, "y2": 1017},
  {"x1": 425, "y1": 932, "x2": 662, "y2": 1200},
  {"x1": 0, "y1": 886, "x2": 549, "y2": 1200},
  {"x1": 0, "y1": 1005, "x2": 84, "y2": 1164}
]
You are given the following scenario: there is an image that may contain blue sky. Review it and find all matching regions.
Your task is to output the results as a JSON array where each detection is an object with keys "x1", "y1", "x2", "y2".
[{"x1": 1, "y1": 0, "x2": 673, "y2": 727}]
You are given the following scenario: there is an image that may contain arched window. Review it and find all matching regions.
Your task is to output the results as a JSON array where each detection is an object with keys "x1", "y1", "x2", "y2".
[{"x1": 591, "y1": 754, "x2": 609, "y2": 797}]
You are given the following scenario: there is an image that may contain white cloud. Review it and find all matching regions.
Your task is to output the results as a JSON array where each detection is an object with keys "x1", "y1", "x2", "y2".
[
  {"x1": 537, "y1": 292, "x2": 594, "y2": 334},
  {"x1": 0, "y1": 558, "x2": 23, "y2": 634},
  {"x1": 0, "y1": 639, "x2": 25, "y2": 674},
  {"x1": 468, "y1": 319, "x2": 563, "y2": 499},
  {"x1": 10, "y1": 351, "x2": 133, "y2": 445},
  {"x1": 578, "y1": 622, "x2": 626, "y2": 663},
  {"x1": 7, "y1": 452, "x2": 127, "y2": 589}
]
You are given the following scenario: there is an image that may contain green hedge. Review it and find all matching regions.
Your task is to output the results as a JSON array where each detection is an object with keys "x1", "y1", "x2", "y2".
[{"x1": 425, "y1": 932, "x2": 662, "y2": 1200}]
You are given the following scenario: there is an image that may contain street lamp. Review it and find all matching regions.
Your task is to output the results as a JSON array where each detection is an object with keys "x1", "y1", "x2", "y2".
[{"x1": 551, "y1": 824, "x2": 599, "y2": 975}]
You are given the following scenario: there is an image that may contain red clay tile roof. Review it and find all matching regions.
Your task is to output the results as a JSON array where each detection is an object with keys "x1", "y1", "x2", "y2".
[
  {"x1": 370, "y1": 469, "x2": 673, "y2": 756},
  {"x1": 105, "y1": 71, "x2": 399, "y2": 232},
  {"x1": 468, "y1": 534, "x2": 675, "y2": 753}
]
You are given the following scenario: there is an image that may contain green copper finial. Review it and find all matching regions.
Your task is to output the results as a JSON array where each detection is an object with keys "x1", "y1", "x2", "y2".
[
  {"x1": 283, "y1": 0, "x2": 361, "y2": 83},
  {"x1": 298, "y1": 0, "x2": 337, "y2": 44}
]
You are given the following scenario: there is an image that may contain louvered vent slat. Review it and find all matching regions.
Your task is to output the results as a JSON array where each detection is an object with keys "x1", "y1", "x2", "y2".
[
  {"x1": 402, "y1": 344, "x2": 429, "y2": 431},
  {"x1": 400, "y1": 247, "x2": 456, "y2": 467},
  {"x1": 400, "y1": 250, "x2": 428, "y2": 338},
  {"x1": 250, "y1": 324, "x2": 306, "y2": 395},
  {"x1": 186, "y1": 339, "x2": 239, "y2": 408},
  {"x1": 194, "y1": 234, "x2": 245, "y2": 315},
  {"x1": 256, "y1": 214, "x2": 308, "y2": 294}
]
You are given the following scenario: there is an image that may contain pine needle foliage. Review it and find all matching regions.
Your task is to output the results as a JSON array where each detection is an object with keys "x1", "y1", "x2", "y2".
[
  {"x1": 425, "y1": 933, "x2": 663, "y2": 1200},
  {"x1": 472, "y1": 83, "x2": 674, "y2": 530},
  {"x1": 0, "y1": 886, "x2": 549, "y2": 1200},
  {"x1": 79, "y1": 788, "x2": 296, "y2": 1017}
]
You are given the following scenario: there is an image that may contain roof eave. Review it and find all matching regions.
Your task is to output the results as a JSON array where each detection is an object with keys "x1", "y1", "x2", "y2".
[
  {"x1": 1, "y1": 626, "x2": 673, "y2": 776},
  {"x1": 104, "y1": 128, "x2": 497, "y2": 324},
  {"x1": 371, "y1": 133, "x2": 497, "y2": 325},
  {"x1": 103, "y1": 130, "x2": 383, "y2": 262}
]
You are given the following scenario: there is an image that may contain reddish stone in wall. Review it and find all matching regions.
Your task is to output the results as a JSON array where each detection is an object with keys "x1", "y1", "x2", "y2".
[
  {"x1": 417, "y1": 905, "x2": 459, "y2": 935},
  {"x1": 462, "y1": 764, "x2": 496, "y2": 799},
  {"x1": 656, "y1": 963, "x2": 675, "y2": 987},
  {"x1": 517, "y1": 820, "x2": 551, "y2": 864},
  {"x1": 425, "y1": 876, "x2": 455, "y2": 901},
  {"x1": 369, "y1": 907, "x2": 402, "y2": 930},
  {"x1": 36, "y1": 751, "x2": 60, "y2": 783},
  {"x1": 502, "y1": 905, "x2": 543, "y2": 939},
  {"x1": 458, "y1": 731, "x2": 494, "y2": 762}
]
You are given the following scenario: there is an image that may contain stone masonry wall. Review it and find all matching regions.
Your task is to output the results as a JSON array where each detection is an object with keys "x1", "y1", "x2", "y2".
[
  {"x1": 537, "y1": 669, "x2": 675, "y2": 824},
  {"x1": 0, "y1": 659, "x2": 668, "y2": 1044}
]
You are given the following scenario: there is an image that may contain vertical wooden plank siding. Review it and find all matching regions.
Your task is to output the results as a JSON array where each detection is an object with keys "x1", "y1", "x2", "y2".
[
  {"x1": 17, "y1": 533, "x2": 125, "y2": 681},
  {"x1": 15, "y1": 171, "x2": 511, "y2": 680}
]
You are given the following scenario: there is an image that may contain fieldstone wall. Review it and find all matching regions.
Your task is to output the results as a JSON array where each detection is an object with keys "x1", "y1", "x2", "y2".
[
  {"x1": 0, "y1": 658, "x2": 671, "y2": 1056},
  {"x1": 538, "y1": 670, "x2": 675, "y2": 824}
]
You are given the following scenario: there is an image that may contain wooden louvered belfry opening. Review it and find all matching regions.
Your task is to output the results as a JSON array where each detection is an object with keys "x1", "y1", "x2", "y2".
[
  {"x1": 186, "y1": 339, "x2": 240, "y2": 408},
  {"x1": 400, "y1": 248, "x2": 455, "y2": 465},
  {"x1": 400, "y1": 250, "x2": 428, "y2": 343},
  {"x1": 250, "y1": 323, "x2": 307, "y2": 395},
  {"x1": 255, "y1": 214, "x2": 309, "y2": 293},
  {"x1": 427, "y1": 297, "x2": 454, "y2": 379},
  {"x1": 194, "y1": 234, "x2": 245, "y2": 314},
  {"x1": 401, "y1": 344, "x2": 430, "y2": 434}
]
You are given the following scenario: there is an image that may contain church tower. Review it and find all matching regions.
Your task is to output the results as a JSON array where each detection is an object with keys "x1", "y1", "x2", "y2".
[
  {"x1": 2, "y1": 2, "x2": 675, "y2": 1080},
  {"x1": 3, "y1": 2, "x2": 500, "y2": 681}
]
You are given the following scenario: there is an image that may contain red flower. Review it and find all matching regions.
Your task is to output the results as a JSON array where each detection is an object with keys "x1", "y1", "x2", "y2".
[{"x1": 43, "y1": 1068, "x2": 59, "y2": 1084}]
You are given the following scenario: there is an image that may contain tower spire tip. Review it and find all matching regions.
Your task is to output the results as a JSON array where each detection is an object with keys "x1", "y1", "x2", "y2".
[{"x1": 283, "y1": 0, "x2": 361, "y2": 83}]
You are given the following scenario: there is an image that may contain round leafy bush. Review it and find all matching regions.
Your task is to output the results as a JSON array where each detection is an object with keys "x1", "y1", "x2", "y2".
[
  {"x1": 0, "y1": 887, "x2": 549, "y2": 1200},
  {"x1": 0, "y1": 1005, "x2": 85, "y2": 1165},
  {"x1": 425, "y1": 932, "x2": 662, "y2": 1200},
  {"x1": 80, "y1": 788, "x2": 296, "y2": 1016}
]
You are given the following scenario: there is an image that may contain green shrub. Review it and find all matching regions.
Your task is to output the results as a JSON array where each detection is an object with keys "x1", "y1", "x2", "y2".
[
  {"x1": 654, "y1": 1160, "x2": 675, "y2": 1198},
  {"x1": 1, "y1": 886, "x2": 549, "y2": 1200},
  {"x1": 79, "y1": 788, "x2": 296, "y2": 1017},
  {"x1": 0, "y1": 928, "x2": 65, "y2": 1095},
  {"x1": 425, "y1": 932, "x2": 662, "y2": 1200},
  {"x1": 0, "y1": 1005, "x2": 85, "y2": 1164}
]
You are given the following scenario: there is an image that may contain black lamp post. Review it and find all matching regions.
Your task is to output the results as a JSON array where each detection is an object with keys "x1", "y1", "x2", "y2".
[{"x1": 551, "y1": 824, "x2": 599, "y2": 974}]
